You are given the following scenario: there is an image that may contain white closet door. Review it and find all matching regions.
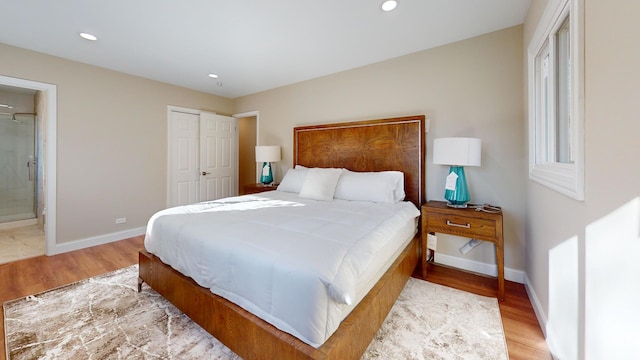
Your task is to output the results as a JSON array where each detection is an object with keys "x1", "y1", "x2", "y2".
[
  {"x1": 199, "y1": 112, "x2": 237, "y2": 202},
  {"x1": 167, "y1": 108, "x2": 238, "y2": 207},
  {"x1": 167, "y1": 110, "x2": 200, "y2": 207}
]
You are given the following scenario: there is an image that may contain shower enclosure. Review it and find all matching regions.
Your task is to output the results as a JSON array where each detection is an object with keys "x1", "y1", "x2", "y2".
[{"x1": 0, "y1": 113, "x2": 37, "y2": 224}]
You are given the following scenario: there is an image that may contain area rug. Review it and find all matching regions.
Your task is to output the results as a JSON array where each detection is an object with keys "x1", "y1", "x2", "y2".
[{"x1": 4, "y1": 265, "x2": 508, "y2": 359}]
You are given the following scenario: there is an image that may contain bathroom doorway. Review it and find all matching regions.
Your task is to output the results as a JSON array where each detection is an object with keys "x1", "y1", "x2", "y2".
[
  {"x1": 0, "y1": 75, "x2": 57, "y2": 259},
  {"x1": 234, "y1": 111, "x2": 259, "y2": 195},
  {"x1": 0, "y1": 85, "x2": 44, "y2": 263},
  {"x1": 0, "y1": 88, "x2": 38, "y2": 225}
]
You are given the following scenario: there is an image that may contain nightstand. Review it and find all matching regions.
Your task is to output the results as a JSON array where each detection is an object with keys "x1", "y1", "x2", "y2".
[
  {"x1": 421, "y1": 200, "x2": 505, "y2": 301},
  {"x1": 243, "y1": 183, "x2": 278, "y2": 194}
]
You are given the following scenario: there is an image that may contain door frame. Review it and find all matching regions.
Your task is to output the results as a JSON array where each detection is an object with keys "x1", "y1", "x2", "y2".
[{"x1": 0, "y1": 75, "x2": 57, "y2": 255}]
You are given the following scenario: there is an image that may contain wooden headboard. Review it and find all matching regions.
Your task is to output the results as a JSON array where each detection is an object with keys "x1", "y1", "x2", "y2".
[{"x1": 293, "y1": 115, "x2": 426, "y2": 207}]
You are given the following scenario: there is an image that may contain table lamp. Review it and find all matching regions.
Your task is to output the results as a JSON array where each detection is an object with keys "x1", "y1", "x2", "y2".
[
  {"x1": 433, "y1": 137, "x2": 481, "y2": 208},
  {"x1": 255, "y1": 145, "x2": 281, "y2": 185}
]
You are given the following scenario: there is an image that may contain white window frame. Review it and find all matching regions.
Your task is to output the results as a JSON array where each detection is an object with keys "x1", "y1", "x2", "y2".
[{"x1": 528, "y1": 0, "x2": 584, "y2": 200}]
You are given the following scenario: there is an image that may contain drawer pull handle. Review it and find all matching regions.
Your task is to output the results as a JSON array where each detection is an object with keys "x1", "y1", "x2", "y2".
[{"x1": 446, "y1": 220, "x2": 471, "y2": 229}]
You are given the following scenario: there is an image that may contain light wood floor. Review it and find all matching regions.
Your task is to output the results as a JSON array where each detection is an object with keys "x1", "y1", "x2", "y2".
[{"x1": 0, "y1": 236, "x2": 552, "y2": 359}]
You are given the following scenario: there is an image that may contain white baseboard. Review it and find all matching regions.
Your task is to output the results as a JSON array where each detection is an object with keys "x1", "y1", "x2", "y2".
[
  {"x1": 434, "y1": 253, "x2": 525, "y2": 284},
  {"x1": 524, "y1": 272, "x2": 549, "y2": 334},
  {"x1": 523, "y1": 273, "x2": 558, "y2": 359},
  {"x1": 0, "y1": 218, "x2": 38, "y2": 230},
  {"x1": 49, "y1": 227, "x2": 145, "y2": 255}
]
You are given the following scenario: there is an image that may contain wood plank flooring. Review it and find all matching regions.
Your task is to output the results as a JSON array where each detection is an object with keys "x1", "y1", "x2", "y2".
[{"x1": 0, "y1": 236, "x2": 551, "y2": 359}]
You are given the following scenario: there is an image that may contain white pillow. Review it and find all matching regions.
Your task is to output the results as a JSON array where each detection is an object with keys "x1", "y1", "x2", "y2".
[
  {"x1": 277, "y1": 167, "x2": 309, "y2": 193},
  {"x1": 298, "y1": 168, "x2": 343, "y2": 201},
  {"x1": 334, "y1": 170, "x2": 405, "y2": 203}
]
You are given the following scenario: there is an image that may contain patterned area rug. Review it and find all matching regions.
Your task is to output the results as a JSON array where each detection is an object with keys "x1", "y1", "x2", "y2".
[{"x1": 4, "y1": 265, "x2": 508, "y2": 359}]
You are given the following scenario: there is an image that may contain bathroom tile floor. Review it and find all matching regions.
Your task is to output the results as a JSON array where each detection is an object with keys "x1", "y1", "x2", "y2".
[{"x1": 0, "y1": 225, "x2": 45, "y2": 265}]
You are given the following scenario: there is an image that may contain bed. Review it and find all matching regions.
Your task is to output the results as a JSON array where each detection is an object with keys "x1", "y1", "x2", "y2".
[{"x1": 138, "y1": 114, "x2": 426, "y2": 359}]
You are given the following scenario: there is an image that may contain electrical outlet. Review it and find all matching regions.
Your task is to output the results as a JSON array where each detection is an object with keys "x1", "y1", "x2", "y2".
[{"x1": 115, "y1": 217, "x2": 126, "y2": 224}]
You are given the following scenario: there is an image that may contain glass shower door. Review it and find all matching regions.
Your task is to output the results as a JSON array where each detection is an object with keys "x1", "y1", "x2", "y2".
[{"x1": 0, "y1": 115, "x2": 36, "y2": 223}]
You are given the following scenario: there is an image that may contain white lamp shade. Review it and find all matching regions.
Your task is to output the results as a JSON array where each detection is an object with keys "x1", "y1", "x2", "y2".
[
  {"x1": 433, "y1": 137, "x2": 481, "y2": 166},
  {"x1": 255, "y1": 145, "x2": 281, "y2": 162}
]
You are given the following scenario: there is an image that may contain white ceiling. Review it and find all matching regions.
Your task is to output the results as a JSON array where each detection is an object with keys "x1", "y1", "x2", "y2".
[{"x1": 0, "y1": 0, "x2": 530, "y2": 99}]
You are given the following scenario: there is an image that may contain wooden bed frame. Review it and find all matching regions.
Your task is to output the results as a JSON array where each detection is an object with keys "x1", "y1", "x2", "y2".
[{"x1": 138, "y1": 115, "x2": 426, "y2": 359}]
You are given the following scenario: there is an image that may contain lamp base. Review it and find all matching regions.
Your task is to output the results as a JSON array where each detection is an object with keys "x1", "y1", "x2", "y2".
[
  {"x1": 259, "y1": 162, "x2": 274, "y2": 185},
  {"x1": 446, "y1": 202, "x2": 469, "y2": 209},
  {"x1": 443, "y1": 166, "x2": 471, "y2": 208}
]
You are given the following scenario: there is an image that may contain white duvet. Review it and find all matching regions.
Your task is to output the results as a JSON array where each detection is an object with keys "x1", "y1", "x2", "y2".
[{"x1": 144, "y1": 190, "x2": 419, "y2": 347}]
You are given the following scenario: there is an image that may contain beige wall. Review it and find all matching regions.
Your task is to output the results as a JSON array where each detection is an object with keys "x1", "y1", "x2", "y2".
[
  {"x1": 523, "y1": 0, "x2": 552, "y2": 324},
  {"x1": 235, "y1": 26, "x2": 527, "y2": 275},
  {"x1": 0, "y1": 91, "x2": 34, "y2": 112},
  {"x1": 583, "y1": 2, "x2": 640, "y2": 357},
  {"x1": 524, "y1": 0, "x2": 640, "y2": 358},
  {"x1": 0, "y1": 42, "x2": 233, "y2": 244}
]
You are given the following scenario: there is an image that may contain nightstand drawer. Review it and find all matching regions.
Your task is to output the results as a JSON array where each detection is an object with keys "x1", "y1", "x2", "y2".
[
  {"x1": 421, "y1": 200, "x2": 504, "y2": 300},
  {"x1": 426, "y1": 213, "x2": 496, "y2": 240}
]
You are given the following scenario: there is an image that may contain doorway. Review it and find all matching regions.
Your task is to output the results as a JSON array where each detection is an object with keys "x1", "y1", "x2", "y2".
[
  {"x1": 0, "y1": 75, "x2": 57, "y2": 256},
  {"x1": 237, "y1": 115, "x2": 257, "y2": 194},
  {"x1": 0, "y1": 93, "x2": 37, "y2": 224}
]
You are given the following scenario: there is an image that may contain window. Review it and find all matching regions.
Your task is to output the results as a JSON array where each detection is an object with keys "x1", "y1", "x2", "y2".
[{"x1": 528, "y1": 0, "x2": 584, "y2": 200}]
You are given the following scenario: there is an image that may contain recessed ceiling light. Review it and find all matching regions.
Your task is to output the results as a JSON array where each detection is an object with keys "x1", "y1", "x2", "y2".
[
  {"x1": 80, "y1": 32, "x2": 98, "y2": 41},
  {"x1": 208, "y1": 73, "x2": 219, "y2": 79},
  {"x1": 381, "y1": 0, "x2": 397, "y2": 12},
  {"x1": 0, "y1": 103, "x2": 13, "y2": 109}
]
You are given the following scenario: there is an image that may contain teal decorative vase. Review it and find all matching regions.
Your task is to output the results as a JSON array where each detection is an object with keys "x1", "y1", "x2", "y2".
[
  {"x1": 444, "y1": 166, "x2": 470, "y2": 208},
  {"x1": 260, "y1": 162, "x2": 274, "y2": 185}
]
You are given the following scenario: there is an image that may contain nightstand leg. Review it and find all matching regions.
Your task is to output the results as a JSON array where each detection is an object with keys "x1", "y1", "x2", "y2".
[
  {"x1": 422, "y1": 235, "x2": 428, "y2": 279},
  {"x1": 496, "y1": 241, "x2": 505, "y2": 301}
]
